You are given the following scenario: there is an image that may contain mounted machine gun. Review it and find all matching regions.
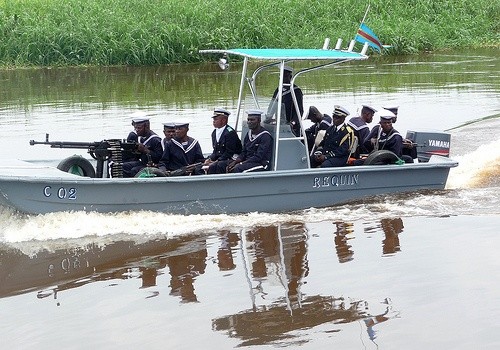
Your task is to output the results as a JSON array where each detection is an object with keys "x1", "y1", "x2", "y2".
[{"x1": 30, "y1": 133, "x2": 139, "y2": 178}]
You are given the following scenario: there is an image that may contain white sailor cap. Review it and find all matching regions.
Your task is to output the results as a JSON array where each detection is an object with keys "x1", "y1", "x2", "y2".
[
  {"x1": 246, "y1": 109, "x2": 265, "y2": 117},
  {"x1": 361, "y1": 104, "x2": 377, "y2": 114},
  {"x1": 382, "y1": 105, "x2": 399, "y2": 115},
  {"x1": 376, "y1": 109, "x2": 396, "y2": 121},
  {"x1": 284, "y1": 65, "x2": 293, "y2": 72},
  {"x1": 162, "y1": 122, "x2": 176, "y2": 129},
  {"x1": 132, "y1": 117, "x2": 150, "y2": 125},
  {"x1": 213, "y1": 108, "x2": 231, "y2": 118},
  {"x1": 131, "y1": 111, "x2": 150, "y2": 125},
  {"x1": 174, "y1": 122, "x2": 189, "y2": 128},
  {"x1": 332, "y1": 105, "x2": 350, "y2": 118}
]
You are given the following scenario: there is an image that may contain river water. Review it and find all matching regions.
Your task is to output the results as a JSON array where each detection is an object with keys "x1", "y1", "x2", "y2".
[{"x1": 0, "y1": 48, "x2": 499, "y2": 349}]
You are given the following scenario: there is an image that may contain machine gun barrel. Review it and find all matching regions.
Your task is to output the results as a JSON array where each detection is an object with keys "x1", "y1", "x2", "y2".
[
  {"x1": 29, "y1": 133, "x2": 99, "y2": 149},
  {"x1": 29, "y1": 134, "x2": 137, "y2": 152},
  {"x1": 29, "y1": 139, "x2": 99, "y2": 149}
]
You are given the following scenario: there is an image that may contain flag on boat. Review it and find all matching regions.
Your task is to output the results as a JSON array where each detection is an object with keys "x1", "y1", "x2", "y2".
[{"x1": 355, "y1": 23, "x2": 383, "y2": 52}]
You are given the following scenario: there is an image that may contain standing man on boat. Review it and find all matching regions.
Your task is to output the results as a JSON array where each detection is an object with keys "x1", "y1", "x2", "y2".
[
  {"x1": 204, "y1": 108, "x2": 242, "y2": 174},
  {"x1": 347, "y1": 104, "x2": 377, "y2": 158},
  {"x1": 311, "y1": 105, "x2": 354, "y2": 168},
  {"x1": 227, "y1": 110, "x2": 273, "y2": 173},
  {"x1": 121, "y1": 117, "x2": 163, "y2": 177},
  {"x1": 270, "y1": 66, "x2": 304, "y2": 136},
  {"x1": 158, "y1": 123, "x2": 205, "y2": 174},
  {"x1": 304, "y1": 105, "x2": 332, "y2": 153},
  {"x1": 363, "y1": 109, "x2": 404, "y2": 158}
]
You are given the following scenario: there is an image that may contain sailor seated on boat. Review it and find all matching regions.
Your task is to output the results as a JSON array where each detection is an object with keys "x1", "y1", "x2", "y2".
[
  {"x1": 122, "y1": 111, "x2": 152, "y2": 162},
  {"x1": 204, "y1": 108, "x2": 242, "y2": 174},
  {"x1": 226, "y1": 110, "x2": 273, "y2": 173},
  {"x1": 158, "y1": 122, "x2": 205, "y2": 175},
  {"x1": 161, "y1": 122, "x2": 176, "y2": 150},
  {"x1": 347, "y1": 104, "x2": 377, "y2": 158},
  {"x1": 382, "y1": 105, "x2": 417, "y2": 160},
  {"x1": 310, "y1": 105, "x2": 354, "y2": 168},
  {"x1": 304, "y1": 106, "x2": 332, "y2": 152},
  {"x1": 270, "y1": 66, "x2": 304, "y2": 136},
  {"x1": 122, "y1": 117, "x2": 163, "y2": 177},
  {"x1": 363, "y1": 109, "x2": 411, "y2": 162}
]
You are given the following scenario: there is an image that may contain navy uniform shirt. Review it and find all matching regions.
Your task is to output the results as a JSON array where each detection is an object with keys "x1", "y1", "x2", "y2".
[
  {"x1": 347, "y1": 116, "x2": 371, "y2": 156},
  {"x1": 272, "y1": 84, "x2": 304, "y2": 135},
  {"x1": 138, "y1": 132, "x2": 163, "y2": 164},
  {"x1": 319, "y1": 123, "x2": 354, "y2": 161},
  {"x1": 363, "y1": 125, "x2": 403, "y2": 157},
  {"x1": 159, "y1": 137, "x2": 205, "y2": 171},
  {"x1": 208, "y1": 125, "x2": 242, "y2": 161},
  {"x1": 238, "y1": 126, "x2": 273, "y2": 166}
]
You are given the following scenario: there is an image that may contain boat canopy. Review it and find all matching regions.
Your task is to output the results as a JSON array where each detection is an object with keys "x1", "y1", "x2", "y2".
[{"x1": 200, "y1": 48, "x2": 367, "y2": 61}]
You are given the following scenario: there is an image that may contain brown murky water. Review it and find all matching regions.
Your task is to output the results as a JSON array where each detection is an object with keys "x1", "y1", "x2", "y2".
[{"x1": 0, "y1": 48, "x2": 499, "y2": 349}]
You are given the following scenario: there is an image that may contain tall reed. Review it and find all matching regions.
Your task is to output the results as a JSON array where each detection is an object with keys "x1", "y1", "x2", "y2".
[{"x1": 0, "y1": 0, "x2": 498, "y2": 66}]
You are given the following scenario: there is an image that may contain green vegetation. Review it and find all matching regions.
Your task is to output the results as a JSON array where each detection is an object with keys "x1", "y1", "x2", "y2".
[{"x1": 0, "y1": 0, "x2": 498, "y2": 66}]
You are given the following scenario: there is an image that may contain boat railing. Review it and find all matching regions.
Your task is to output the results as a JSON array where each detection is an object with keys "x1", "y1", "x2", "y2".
[
  {"x1": 200, "y1": 47, "x2": 370, "y2": 171},
  {"x1": 252, "y1": 59, "x2": 365, "y2": 170}
]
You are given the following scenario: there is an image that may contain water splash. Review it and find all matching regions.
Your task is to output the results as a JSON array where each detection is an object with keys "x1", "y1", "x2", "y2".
[{"x1": 447, "y1": 139, "x2": 500, "y2": 189}]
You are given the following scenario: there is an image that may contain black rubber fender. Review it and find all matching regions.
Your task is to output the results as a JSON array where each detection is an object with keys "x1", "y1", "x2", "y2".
[
  {"x1": 363, "y1": 150, "x2": 400, "y2": 165},
  {"x1": 57, "y1": 155, "x2": 96, "y2": 177},
  {"x1": 134, "y1": 167, "x2": 166, "y2": 178}
]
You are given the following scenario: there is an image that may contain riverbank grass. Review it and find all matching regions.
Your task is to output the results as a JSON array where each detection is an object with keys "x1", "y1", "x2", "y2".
[{"x1": 0, "y1": 0, "x2": 498, "y2": 66}]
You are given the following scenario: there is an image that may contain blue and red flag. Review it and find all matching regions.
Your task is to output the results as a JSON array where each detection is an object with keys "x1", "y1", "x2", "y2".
[{"x1": 355, "y1": 23, "x2": 383, "y2": 52}]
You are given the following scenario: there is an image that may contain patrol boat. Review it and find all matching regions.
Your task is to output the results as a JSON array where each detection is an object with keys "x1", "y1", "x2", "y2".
[{"x1": 0, "y1": 44, "x2": 458, "y2": 215}]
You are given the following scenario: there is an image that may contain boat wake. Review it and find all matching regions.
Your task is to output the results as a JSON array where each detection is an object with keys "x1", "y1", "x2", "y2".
[{"x1": 1, "y1": 186, "x2": 498, "y2": 247}]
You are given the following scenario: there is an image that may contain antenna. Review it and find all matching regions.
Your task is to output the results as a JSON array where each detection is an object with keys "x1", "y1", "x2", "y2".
[{"x1": 360, "y1": 4, "x2": 371, "y2": 26}]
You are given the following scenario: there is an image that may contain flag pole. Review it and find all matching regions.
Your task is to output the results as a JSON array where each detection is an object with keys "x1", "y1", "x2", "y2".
[
  {"x1": 360, "y1": 4, "x2": 371, "y2": 27},
  {"x1": 354, "y1": 4, "x2": 370, "y2": 45}
]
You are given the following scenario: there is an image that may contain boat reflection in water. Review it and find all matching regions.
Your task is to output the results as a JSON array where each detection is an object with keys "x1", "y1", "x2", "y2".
[
  {"x1": 0, "y1": 233, "x2": 210, "y2": 302},
  {"x1": 380, "y1": 218, "x2": 404, "y2": 255},
  {"x1": 213, "y1": 224, "x2": 365, "y2": 346},
  {"x1": 212, "y1": 223, "x2": 401, "y2": 346},
  {"x1": 0, "y1": 219, "x2": 404, "y2": 346},
  {"x1": 332, "y1": 217, "x2": 403, "y2": 264}
]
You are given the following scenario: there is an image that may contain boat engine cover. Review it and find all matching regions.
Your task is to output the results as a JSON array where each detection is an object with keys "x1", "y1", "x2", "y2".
[{"x1": 406, "y1": 130, "x2": 451, "y2": 162}]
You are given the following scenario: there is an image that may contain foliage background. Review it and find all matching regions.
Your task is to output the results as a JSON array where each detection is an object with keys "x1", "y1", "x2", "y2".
[{"x1": 0, "y1": 0, "x2": 498, "y2": 66}]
